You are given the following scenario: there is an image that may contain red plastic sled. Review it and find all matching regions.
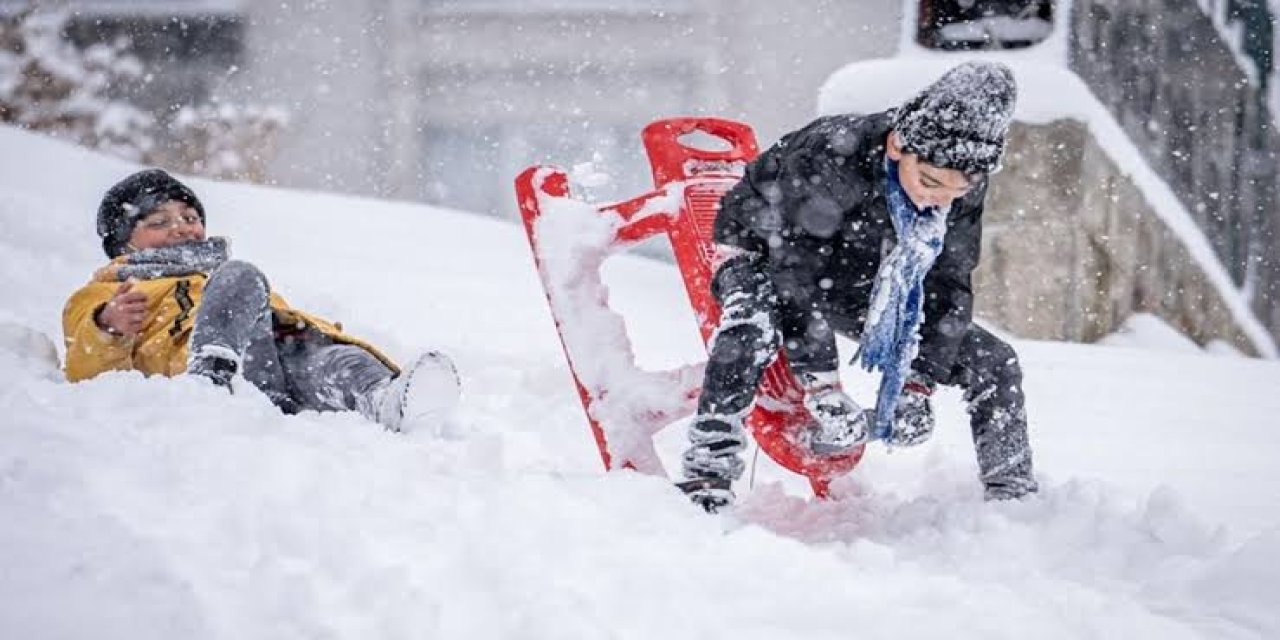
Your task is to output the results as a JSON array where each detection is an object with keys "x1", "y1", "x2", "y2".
[{"x1": 515, "y1": 117, "x2": 864, "y2": 497}]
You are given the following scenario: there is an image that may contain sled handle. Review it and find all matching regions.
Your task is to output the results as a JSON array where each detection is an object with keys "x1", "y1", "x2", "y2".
[{"x1": 642, "y1": 118, "x2": 759, "y2": 188}]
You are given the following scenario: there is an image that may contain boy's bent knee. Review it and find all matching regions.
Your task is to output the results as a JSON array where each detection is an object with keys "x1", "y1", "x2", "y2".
[
  {"x1": 214, "y1": 259, "x2": 263, "y2": 279},
  {"x1": 984, "y1": 336, "x2": 1022, "y2": 382},
  {"x1": 209, "y1": 259, "x2": 270, "y2": 291},
  {"x1": 960, "y1": 327, "x2": 1023, "y2": 384}
]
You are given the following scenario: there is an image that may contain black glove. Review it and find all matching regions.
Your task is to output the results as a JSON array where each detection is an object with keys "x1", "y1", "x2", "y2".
[
  {"x1": 799, "y1": 371, "x2": 870, "y2": 455},
  {"x1": 887, "y1": 372, "x2": 936, "y2": 447}
]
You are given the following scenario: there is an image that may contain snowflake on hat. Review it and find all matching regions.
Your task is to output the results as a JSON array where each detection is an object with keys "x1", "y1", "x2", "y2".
[{"x1": 890, "y1": 61, "x2": 1018, "y2": 177}]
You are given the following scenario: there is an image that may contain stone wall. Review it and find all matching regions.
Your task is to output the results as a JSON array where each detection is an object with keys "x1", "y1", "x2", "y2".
[
  {"x1": 975, "y1": 120, "x2": 1258, "y2": 353},
  {"x1": 1067, "y1": 0, "x2": 1280, "y2": 348}
]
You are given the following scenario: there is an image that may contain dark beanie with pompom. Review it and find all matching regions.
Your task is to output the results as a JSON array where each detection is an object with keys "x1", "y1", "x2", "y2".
[
  {"x1": 97, "y1": 169, "x2": 205, "y2": 258},
  {"x1": 890, "y1": 61, "x2": 1017, "y2": 176}
]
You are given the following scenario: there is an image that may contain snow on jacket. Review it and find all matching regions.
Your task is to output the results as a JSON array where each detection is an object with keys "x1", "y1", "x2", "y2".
[
  {"x1": 713, "y1": 110, "x2": 987, "y2": 382},
  {"x1": 62, "y1": 259, "x2": 398, "y2": 383}
]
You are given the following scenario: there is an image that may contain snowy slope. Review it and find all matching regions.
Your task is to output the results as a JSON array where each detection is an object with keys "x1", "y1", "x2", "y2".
[{"x1": 2, "y1": 126, "x2": 1280, "y2": 639}]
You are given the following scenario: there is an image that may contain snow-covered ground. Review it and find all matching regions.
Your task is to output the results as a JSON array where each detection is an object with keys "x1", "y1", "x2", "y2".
[{"x1": 2, "y1": 126, "x2": 1279, "y2": 639}]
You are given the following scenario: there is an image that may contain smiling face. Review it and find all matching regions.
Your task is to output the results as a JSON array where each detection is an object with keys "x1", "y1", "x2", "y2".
[
  {"x1": 885, "y1": 131, "x2": 976, "y2": 211},
  {"x1": 126, "y1": 199, "x2": 206, "y2": 251}
]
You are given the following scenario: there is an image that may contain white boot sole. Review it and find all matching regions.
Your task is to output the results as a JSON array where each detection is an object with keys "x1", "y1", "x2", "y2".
[{"x1": 397, "y1": 352, "x2": 461, "y2": 432}]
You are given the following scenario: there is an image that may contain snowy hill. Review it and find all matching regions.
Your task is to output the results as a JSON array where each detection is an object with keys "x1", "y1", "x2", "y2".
[{"x1": 2, "y1": 125, "x2": 1279, "y2": 639}]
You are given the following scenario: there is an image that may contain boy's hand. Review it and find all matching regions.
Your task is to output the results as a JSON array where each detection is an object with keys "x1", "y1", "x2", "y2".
[
  {"x1": 888, "y1": 374, "x2": 936, "y2": 447},
  {"x1": 95, "y1": 280, "x2": 148, "y2": 337},
  {"x1": 798, "y1": 371, "x2": 870, "y2": 455}
]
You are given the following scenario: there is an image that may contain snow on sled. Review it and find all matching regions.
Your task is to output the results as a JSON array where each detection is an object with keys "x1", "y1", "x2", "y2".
[{"x1": 515, "y1": 117, "x2": 866, "y2": 498}]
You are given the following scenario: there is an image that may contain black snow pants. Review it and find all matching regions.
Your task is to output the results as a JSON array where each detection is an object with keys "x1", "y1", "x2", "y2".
[
  {"x1": 187, "y1": 260, "x2": 394, "y2": 416},
  {"x1": 686, "y1": 256, "x2": 1038, "y2": 497}
]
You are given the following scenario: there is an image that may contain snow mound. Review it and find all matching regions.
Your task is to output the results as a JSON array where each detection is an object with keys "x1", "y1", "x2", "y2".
[{"x1": 2, "y1": 124, "x2": 1280, "y2": 637}]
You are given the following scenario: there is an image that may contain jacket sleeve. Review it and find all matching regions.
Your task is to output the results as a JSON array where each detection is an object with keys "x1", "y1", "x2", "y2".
[
  {"x1": 712, "y1": 125, "x2": 848, "y2": 377},
  {"x1": 63, "y1": 284, "x2": 134, "y2": 382},
  {"x1": 713, "y1": 146, "x2": 781, "y2": 256},
  {"x1": 914, "y1": 186, "x2": 985, "y2": 382}
]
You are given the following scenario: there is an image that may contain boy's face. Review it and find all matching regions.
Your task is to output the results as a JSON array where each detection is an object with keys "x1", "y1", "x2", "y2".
[
  {"x1": 127, "y1": 199, "x2": 206, "y2": 251},
  {"x1": 885, "y1": 131, "x2": 975, "y2": 211}
]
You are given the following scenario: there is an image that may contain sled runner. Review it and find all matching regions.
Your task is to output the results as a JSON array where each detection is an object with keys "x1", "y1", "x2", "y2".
[{"x1": 515, "y1": 117, "x2": 865, "y2": 497}]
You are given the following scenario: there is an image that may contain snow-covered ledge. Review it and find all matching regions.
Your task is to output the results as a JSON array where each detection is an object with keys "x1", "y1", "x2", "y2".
[{"x1": 816, "y1": 53, "x2": 1277, "y2": 358}]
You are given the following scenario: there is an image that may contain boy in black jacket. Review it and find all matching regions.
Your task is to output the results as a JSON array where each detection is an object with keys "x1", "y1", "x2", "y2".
[{"x1": 680, "y1": 61, "x2": 1038, "y2": 511}]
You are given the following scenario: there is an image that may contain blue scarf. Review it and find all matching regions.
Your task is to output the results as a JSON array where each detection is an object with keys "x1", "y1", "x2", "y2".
[{"x1": 859, "y1": 159, "x2": 948, "y2": 439}]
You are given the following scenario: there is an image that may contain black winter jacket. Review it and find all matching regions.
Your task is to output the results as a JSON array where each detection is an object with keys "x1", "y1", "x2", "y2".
[{"x1": 713, "y1": 110, "x2": 987, "y2": 382}]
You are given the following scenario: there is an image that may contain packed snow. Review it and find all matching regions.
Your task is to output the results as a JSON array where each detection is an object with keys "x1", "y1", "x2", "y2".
[{"x1": 2, "y1": 125, "x2": 1280, "y2": 639}]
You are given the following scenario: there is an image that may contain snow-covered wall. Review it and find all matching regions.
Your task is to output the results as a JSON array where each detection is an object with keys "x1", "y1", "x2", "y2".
[
  {"x1": 813, "y1": 1, "x2": 1278, "y2": 356},
  {"x1": 819, "y1": 57, "x2": 1276, "y2": 356},
  {"x1": 1069, "y1": 0, "x2": 1280, "y2": 346}
]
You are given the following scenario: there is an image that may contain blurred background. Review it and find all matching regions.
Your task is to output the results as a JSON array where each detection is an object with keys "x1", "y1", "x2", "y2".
[
  {"x1": 3, "y1": 0, "x2": 1279, "y2": 353},
  {"x1": 0, "y1": 0, "x2": 995, "y2": 212}
]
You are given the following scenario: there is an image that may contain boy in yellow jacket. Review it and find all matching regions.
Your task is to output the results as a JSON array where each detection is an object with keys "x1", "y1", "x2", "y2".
[{"x1": 63, "y1": 169, "x2": 460, "y2": 431}]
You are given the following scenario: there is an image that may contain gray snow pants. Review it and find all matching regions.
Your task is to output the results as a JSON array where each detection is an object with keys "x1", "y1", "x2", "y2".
[
  {"x1": 187, "y1": 260, "x2": 394, "y2": 415},
  {"x1": 687, "y1": 256, "x2": 1039, "y2": 497}
]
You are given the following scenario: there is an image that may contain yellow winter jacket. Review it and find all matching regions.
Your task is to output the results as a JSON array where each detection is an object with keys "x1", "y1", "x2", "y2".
[{"x1": 62, "y1": 260, "x2": 398, "y2": 383}]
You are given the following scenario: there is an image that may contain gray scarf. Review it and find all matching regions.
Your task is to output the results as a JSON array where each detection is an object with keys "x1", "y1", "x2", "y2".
[{"x1": 110, "y1": 237, "x2": 230, "y2": 281}]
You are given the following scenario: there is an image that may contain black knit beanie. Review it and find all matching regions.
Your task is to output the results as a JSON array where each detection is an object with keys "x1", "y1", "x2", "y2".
[
  {"x1": 97, "y1": 169, "x2": 205, "y2": 258},
  {"x1": 890, "y1": 61, "x2": 1017, "y2": 176}
]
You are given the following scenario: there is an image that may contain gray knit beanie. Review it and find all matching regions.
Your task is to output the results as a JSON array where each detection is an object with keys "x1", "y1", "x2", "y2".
[
  {"x1": 890, "y1": 61, "x2": 1017, "y2": 175},
  {"x1": 97, "y1": 169, "x2": 205, "y2": 258}
]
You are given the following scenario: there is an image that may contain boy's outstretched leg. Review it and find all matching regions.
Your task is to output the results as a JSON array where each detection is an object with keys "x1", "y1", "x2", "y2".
[
  {"x1": 279, "y1": 336, "x2": 460, "y2": 432},
  {"x1": 366, "y1": 351, "x2": 461, "y2": 432}
]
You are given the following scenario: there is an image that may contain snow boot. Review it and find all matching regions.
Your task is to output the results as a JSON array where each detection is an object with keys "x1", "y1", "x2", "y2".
[
  {"x1": 676, "y1": 476, "x2": 734, "y2": 514},
  {"x1": 370, "y1": 351, "x2": 461, "y2": 432},
  {"x1": 187, "y1": 346, "x2": 238, "y2": 391},
  {"x1": 983, "y1": 477, "x2": 1039, "y2": 502},
  {"x1": 679, "y1": 413, "x2": 748, "y2": 513},
  {"x1": 885, "y1": 373, "x2": 936, "y2": 447},
  {"x1": 800, "y1": 372, "x2": 871, "y2": 455},
  {"x1": 682, "y1": 413, "x2": 747, "y2": 480}
]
